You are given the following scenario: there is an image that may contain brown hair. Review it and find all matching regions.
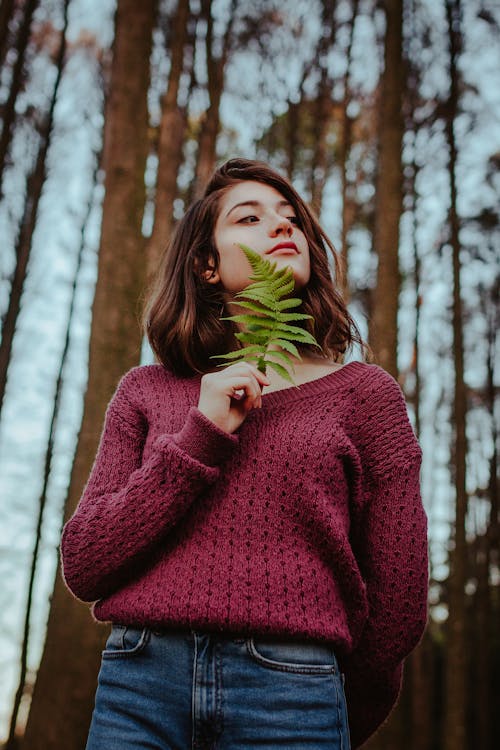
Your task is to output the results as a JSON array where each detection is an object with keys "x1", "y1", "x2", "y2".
[{"x1": 141, "y1": 158, "x2": 371, "y2": 376}]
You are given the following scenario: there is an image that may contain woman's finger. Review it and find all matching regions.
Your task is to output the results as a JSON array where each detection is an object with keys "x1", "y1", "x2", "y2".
[
  {"x1": 226, "y1": 376, "x2": 259, "y2": 401},
  {"x1": 225, "y1": 363, "x2": 269, "y2": 389}
]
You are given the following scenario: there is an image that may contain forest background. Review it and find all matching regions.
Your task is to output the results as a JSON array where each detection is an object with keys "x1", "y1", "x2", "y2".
[{"x1": 0, "y1": 0, "x2": 498, "y2": 748}]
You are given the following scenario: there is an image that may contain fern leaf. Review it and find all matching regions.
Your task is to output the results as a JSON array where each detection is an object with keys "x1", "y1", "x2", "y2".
[
  {"x1": 210, "y1": 244, "x2": 322, "y2": 382},
  {"x1": 270, "y1": 338, "x2": 301, "y2": 359},
  {"x1": 271, "y1": 322, "x2": 316, "y2": 339},
  {"x1": 275, "y1": 312, "x2": 313, "y2": 322},
  {"x1": 221, "y1": 314, "x2": 264, "y2": 326},
  {"x1": 235, "y1": 300, "x2": 274, "y2": 315},
  {"x1": 265, "y1": 360, "x2": 296, "y2": 383},
  {"x1": 234, "y1": 331, "x2": 269, "y2": 344},
  {"x1": 269, "y1": 277, "x2": 295, "y2": 296},
  {"x1": 213, "y1": 345, "x2": 263, "y2": 360},
  {"x1": 275, "y1": 297, "x2": 303, "y2": 310},
  {"x1": 234, "y1": 290, "x2": 277, "y2": 309},
  {"x1": 267, "y1": 350, "x2": 296, "y2": 367}
]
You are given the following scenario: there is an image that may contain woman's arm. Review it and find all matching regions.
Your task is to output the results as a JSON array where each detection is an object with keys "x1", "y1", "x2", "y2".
[
  {"x1": 61, "y1": 369, "x2": 238, "y2": 602},
  {"x1": 342, "y1": 366, "x2": 429, "y2": 748}
]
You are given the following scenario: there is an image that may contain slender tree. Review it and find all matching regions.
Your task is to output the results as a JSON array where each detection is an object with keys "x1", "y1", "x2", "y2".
[
  {"x1": 192, "y1": 0, "x2": 237, "y2": 198},
  {"x1": 0, "y1": 0, "x2": 39, "y2": 193},
  {"x1": 310, "y1": 0, "x2": 336, "y2": 216},
  {"x1": 22, "y1": 1, "x2": 156, "y2": 747},
  {"x1": 0, "y1": 4, "x2": 65, "y2": 420},
  {"x1": 4, "y1": 3, "x2": 71, "y2": 745},
  {"x1": 146, "y1": 0, "x2": 190, "y2": 282},
  {"x1": 0, "y1": 0, "x2": 16, "y2": 72},
  {"x1": 284, "y1": 57, "x2": 315, "y2": 181},
  {"x1": 442, "y1": 1, "x2": 468, "y2": 749},
  {"x1": 472, "y1": 276, "x2": 498, "y2": 750},
  {"x1": 6, "y1": 132, "x2": 100, "y2": 750},
  {"x1": 370, "y1": 0, "x2": 405, "y2": 377},
  {"x1": 404, "y1": 47, "x2": 434, "y2": 742},
  {"x1": 339, "y1": 0, "x2": 360, "y2": 301},
  {"x1": 407, "y1": 130, "x2": 434, "y2": 750}
]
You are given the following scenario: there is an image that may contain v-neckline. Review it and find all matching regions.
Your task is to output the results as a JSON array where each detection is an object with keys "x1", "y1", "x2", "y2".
[{"x1": 258, "y1": 360, "x2": 365, "y2": 407}]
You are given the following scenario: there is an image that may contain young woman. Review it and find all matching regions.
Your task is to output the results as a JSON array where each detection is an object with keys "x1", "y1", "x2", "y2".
[{"x1": 61, "y1": 158, "x2": 429, "y2": 750}]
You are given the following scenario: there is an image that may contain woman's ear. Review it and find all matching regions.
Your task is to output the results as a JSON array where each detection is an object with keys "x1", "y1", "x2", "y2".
[{"x1": 202, "y1": 260, "x2": 220, "y2": 284}]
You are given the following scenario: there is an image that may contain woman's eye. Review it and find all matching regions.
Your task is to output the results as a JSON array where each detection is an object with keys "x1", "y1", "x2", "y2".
[
  {"x1": 238, "y1": 215, "x2": 259, "y2": 223},
  {"x1": 288, "y1": 216, "x2": 300, "y2": 225}
]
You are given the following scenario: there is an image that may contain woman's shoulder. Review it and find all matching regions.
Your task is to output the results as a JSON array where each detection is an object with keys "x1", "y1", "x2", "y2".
[
  {"x1": 350, "y1": 361, "x2": 405, "y2": 398},
  {"x1": 344, "y1": 361, "x2": 414, "y2": 431},
  {"x1": 343, "y1": 363, "x2": 421, "y2": 466},
  {"x1": 108, "y1": 364, "x2": 195, "y2": 428},
  {"x1": 114, "y1": 363, "x2": 200, "y2": 406},
  {"x1": 118, "y1": 363, "x2": 187, "y2": 388}
]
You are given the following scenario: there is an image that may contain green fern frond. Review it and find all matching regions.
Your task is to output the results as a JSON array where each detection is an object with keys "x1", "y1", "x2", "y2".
[{"x1": 210, "y1": 243, "x2": 322, "y2": 384}]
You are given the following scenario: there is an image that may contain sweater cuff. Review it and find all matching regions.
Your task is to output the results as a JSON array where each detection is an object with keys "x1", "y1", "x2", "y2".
[{"x1": 171, "y1": 407, "x2": 239, "y2": 467}]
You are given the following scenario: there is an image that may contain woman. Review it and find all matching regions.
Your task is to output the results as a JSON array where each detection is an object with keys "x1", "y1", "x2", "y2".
[{"x1": 61, "y1": 158, "x2": 429, "y2": 749}]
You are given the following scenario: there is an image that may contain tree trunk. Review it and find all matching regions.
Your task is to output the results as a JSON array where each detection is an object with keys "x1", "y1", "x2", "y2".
[
  {"x1": 0, "y1": 0, "x2": 62, "y2": 421},
  {"x1": 0, "y1": 0, "x2": 16, "y2": 72},
  {"x1": 6, "y1": 138, "x2": 100, "y2": 750},
  {"x1": 473, "y1": 527, "x2": 490, "y2": 750},
  {"x1": 192, "y1": 0, "x2": 236, "y2": 198},
  {"x1": 409, "y1": 632, "x2": 434, "y2": 750},
  {"x1": 473, "y1": 277, "x2": 498, "y2": 750},
  {"x1": 407, "y1": 86, "x2": 433, "y2": 748},
  {"x1": 146, "y1": 0, "x2": 190, "y2": 282},
  {"x1": 339, "y1": 0, "x2": 359, "y2": 302},
  {"x1": 285, "y1": 58, "x2": 313, "y2": 182},
  {"x1": 5, "y1": 0, "x2": 70, "y2": 731},
  {"x1": 310, "y1": 0, "x2": 336, "y2": 217},
  {"x1": 442, "y1": 2, "x2": 468, "y2": 750},
  {"x1": 409, "y1": 152, "x2": 433, "y2": 750},
  {"x1": 21, "y1": 1, "x2": 155, "y2": 748},
  {"x1": 369, "y1": 0, "x2": 404, "y2": 377},
  {"x1": 0, "y1": 0, "x2": 39, "y2": 193}
]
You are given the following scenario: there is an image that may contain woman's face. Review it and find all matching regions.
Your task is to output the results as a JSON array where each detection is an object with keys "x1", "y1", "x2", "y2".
[{"x1": 207, "y1": 180, "x2": 311, "y2": 295}]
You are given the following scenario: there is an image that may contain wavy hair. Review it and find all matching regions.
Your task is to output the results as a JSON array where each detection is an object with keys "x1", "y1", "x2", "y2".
[{"x1": 141, "y1": 158, "x2": 370, "y2": 376}]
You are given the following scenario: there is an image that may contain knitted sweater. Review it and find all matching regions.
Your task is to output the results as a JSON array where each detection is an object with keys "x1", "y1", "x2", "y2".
[{"x1": 61, "y1": 360, "x2": 428, "y2": 748}]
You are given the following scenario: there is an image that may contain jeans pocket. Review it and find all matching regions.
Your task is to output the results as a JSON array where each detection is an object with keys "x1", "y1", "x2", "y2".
[
  {"x1": 102, "y1": 624, "x2": 150, "y2": 659},
  {"x1": 247, "y1": 636, "x2": 338, "y2": 674}
]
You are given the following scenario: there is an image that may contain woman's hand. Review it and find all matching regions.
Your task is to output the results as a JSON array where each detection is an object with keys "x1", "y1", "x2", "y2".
[{"x1": 197, "y1": 363, "x2": 270, "y2": 434}]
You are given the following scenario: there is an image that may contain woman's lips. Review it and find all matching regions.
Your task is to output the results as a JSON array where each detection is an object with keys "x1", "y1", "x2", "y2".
[{"x1": 266, "y1": 242, "x2": 298, "y2": 255}]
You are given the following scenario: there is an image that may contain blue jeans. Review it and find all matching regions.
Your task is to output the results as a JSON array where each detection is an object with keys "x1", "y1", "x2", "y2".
[{"x1": 86, "y1": 625, "x2": 351, "y2": 749}]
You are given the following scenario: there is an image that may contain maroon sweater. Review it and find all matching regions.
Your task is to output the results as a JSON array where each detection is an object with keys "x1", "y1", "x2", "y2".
[{"x1": 61, "y1": 360, "x2": 428, "y2": 747}]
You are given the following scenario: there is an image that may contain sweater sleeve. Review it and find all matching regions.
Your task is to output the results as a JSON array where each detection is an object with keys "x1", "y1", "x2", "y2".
[
  {"x1": 341, "y1": 366, "x2": 429, "y2": 748},
  {"x1": 61, "y1": 369, "x2": 238, "y2": 603}
]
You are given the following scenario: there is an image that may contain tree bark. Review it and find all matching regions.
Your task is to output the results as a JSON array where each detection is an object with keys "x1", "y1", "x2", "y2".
[
  {"x1": 369, "y1": 0, "x2": 404, "y2": 377},
  {"x1": 192, "y1": 0, "x2": 236, "y2": 198},
  {"x1": 0, "y1": 1, "x2": 62, "y2": 421},
  {"x1": 0, "y1": 0, "x2": 16, "y2": 73},
  {"x1": 472, "y1": 277, "x2": 498, "y2": 750},
  {"x1": 339, "y1": 0, "x2": 359, "y2": 302},
  {"x1": 5, "y1": 1, "x2": 70, "y2": 732},
  {"x1": 409, "y1": 632, "x2": 434, "y2": 750},
  {"x1": 473, "y1": 527, "x2": 490, "y2": 750},
  {"x1": 285, "y1": 57, "x2": 314, "y2": 182},
  {"x1": 0, "y1": 0, "x2": 39, "y2": 193},
  {"x1": 21, "y1": 1, "x2": 155, "y2": 748},
  {"x1": 310, "y1": 0, "x2": 336, "y2": 217},
  {"x1": 407, "y1": 98, "x2": 433, "y2": 750},
  {"x1": 6, "y1": 124, "x2": 100, "y2": 750},
  {"x1": 442, "y1": 2, "x2": 468, "y2": 750},
  {"x1": 146, "y1": 0, "x2": 190, "y2": 282},
  {"x1": 409, "y1": 148, "x2": 433, "y2": 750}
]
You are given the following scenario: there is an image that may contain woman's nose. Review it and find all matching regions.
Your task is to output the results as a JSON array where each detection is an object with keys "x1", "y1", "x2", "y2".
[{"x1": 269, "y1": 215, "x2": 293, "y2": 237}]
